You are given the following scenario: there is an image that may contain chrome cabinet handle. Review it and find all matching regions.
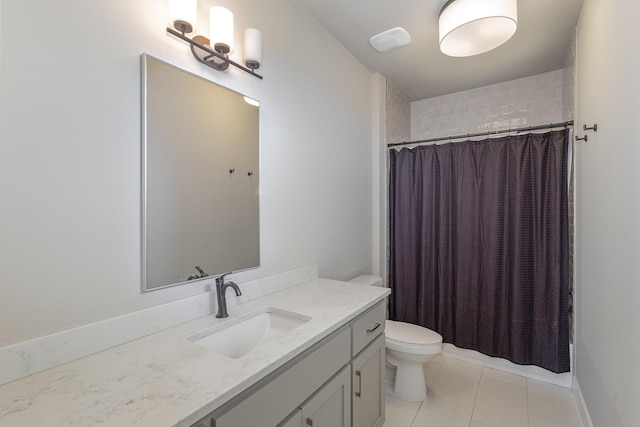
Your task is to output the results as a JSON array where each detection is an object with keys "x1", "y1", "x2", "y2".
[
  {"x1": 355, "y1": 370, "x2": 362, "y2": 397},
  {"x1": 306, "y1": 417, "x2": 314, "y2": 426},
  {"x1": 366, "y1": 322, "x2": 381, "y2": 333}
]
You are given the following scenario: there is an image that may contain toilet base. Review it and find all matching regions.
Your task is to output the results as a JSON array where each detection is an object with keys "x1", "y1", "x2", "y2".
[{"x1": 388, "y1": 360, "x2": 427, "y2": 402}]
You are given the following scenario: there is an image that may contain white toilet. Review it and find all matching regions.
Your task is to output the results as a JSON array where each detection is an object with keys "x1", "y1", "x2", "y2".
[{"x1": 349, "y1": 275, "x2": 443, "y2": 402}]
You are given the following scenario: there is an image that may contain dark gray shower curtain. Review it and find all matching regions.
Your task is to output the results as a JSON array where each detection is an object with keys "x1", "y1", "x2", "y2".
[{"x1": 388, "y1": 130, "x2": 570, "y2": 373}]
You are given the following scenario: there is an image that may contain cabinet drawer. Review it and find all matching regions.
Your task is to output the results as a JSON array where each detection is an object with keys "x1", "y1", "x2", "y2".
[
  {"x1": 351, "y1": 301, "x2": 385, "y2": 357},
  {"x1": 213, "y1": 326, "x2": 350, "y2": 427}
]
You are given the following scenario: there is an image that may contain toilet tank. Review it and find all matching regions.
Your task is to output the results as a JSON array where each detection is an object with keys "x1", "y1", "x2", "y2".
[{"x1": 349, "y1": 275, "x2": 383, "y2": 287}]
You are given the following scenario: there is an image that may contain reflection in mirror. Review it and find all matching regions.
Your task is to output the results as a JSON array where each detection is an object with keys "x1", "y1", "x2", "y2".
[{"x1": 141, "y1": 54, "x2": 259, "y2": 291}]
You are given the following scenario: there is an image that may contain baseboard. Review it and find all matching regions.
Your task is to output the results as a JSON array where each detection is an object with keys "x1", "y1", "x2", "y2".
[{"x1": 573, "y1": 376, "x2": 594, "y2": 427}]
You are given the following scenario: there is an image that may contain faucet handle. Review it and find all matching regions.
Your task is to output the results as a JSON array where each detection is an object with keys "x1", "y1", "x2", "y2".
[{"x1": 216, "y1": 271, "x2": 233, "y2": 284}]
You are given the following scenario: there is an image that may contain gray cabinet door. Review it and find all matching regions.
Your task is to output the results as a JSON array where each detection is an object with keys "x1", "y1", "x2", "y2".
[
  {"x1": 278, "y1": 409, "x2": 303, "y2": 427},
  {"x1": 352, "y1": 334, "x2": 385, "y2": 427},
  {"x1": 302, "y1": 366, "x2": 351, "y2": 427}
]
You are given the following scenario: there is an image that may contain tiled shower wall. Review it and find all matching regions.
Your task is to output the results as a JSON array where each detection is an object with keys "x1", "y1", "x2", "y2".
[
  {"x1": 385, "y1": 79, "x2": 410, "y2": 144},
  {"x1": 410, "y1": 69, "x2": 566, "y2": 141},
  {"x1": 563, "y1": 29, "x2": 576, "y2": 122}
]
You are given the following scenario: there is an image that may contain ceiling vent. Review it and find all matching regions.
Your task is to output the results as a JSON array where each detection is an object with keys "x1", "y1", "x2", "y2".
[{"x1": 369, "y1": 27, "x2": 411, "y2": 53}]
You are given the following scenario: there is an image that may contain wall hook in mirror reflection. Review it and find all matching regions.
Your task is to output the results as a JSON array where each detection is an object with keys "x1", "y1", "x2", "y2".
[
  {"x1": 195, "y1": 266, "x2": 208, "y2": 277},
  {"x1": 187, "y1": 266, "x2": 209, "y2": 280},
  {"x1": 576, "y1": 135, "x2": 588, "y2": 142},
  {"x1": 248, "y1": 171, "x2": 253, "y2": 177},
  {"x1": 583, "y1": 124, "x2": 598, "y2": 132},
  {"x1": 229, "y1": 168, "x2": 235, "y2": 174}
]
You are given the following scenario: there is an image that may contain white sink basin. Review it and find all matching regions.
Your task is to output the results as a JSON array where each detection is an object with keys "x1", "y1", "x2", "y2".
[{"x1": 188, "y1": 307, "x2": 313, "y2": 359}]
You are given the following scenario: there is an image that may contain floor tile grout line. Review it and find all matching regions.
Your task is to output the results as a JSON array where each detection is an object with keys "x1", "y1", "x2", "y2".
[
  {"x1": 410, "y1": 355, "x2": 441, "y2": 427},
  {"x1": 427, "y1": 355, "x2": 445, "y2": 392},
  {"x1": 467, "y1": 363, "x2": 484, "y2": 426},
  {"x1": 526, "y1": 377, "x2": 582, "y2": 427},
  {"x1": 409, "y1": 401, "x2": 424, "y2": 427},
  {"x1": 526, "y1": 376, "x2": 531, "y2": 427}
]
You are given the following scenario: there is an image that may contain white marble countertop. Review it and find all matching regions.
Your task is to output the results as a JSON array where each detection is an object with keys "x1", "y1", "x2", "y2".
[{"x1": 0, "y1": 279, "x2": 390, "y2": 426}]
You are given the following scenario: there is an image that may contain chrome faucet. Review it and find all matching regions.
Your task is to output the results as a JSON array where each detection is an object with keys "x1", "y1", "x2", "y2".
[{"x1": 215, "y1": 272, "x2": 241, "y2": 318}]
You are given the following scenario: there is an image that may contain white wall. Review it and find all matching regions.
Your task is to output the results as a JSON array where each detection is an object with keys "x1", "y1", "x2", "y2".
[
  {"x1": 575, "y1": 0, "x2": 640, "y2": 425},
  {"x1": 371, "y1": 74, "x2": 387, "y2": 281},
  {"x1": 0, "y1": 0, "x2": 374, "y2": 347}
]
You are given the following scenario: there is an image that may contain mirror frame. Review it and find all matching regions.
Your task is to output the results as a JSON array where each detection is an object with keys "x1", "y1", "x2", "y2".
[{"x1": 140, "y1": 53, "x2": 260, "y2": 292}]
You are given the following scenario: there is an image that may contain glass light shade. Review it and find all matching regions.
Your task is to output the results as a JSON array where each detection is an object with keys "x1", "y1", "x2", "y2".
[
  {"x1": 439, "y1": 0, "x2": 517, "y2": 57},
  {"x1": 210, "y1": 6, "x2": 234, "y2": 53},
  {"x1": 168, "y1": 0, "x2": 197, "y2": 34},
  {"x1": 243, "y1": 28, "x2": 263, "y2": 70}
]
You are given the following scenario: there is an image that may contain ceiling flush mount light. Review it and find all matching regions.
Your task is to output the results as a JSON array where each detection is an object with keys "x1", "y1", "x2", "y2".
[
  {"x1": 439, "y1": 0, "x2": 518, "y2": 57},
  {"x1": 369, "y1": 27, "x2": 412, "y2": 53},
  {"x1": 166, "y1": 0, "x2": 263, "y2": 79}
]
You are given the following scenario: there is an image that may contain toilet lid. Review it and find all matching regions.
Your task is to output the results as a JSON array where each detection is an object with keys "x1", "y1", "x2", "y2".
[{"x1": 385, "y1": 320, "x2": 443, "y2": 345}]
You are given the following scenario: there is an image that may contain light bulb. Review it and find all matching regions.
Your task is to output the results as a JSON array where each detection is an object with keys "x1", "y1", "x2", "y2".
[
  {"x1": 168, "y1": 0, "x2": 197, "y2": 34},
  {"x1": 243, "y1": 29, "x2": 263, "y2": 70},
  {"x1": 210, "y1": 6, "x2": 234, "y2": 54}
]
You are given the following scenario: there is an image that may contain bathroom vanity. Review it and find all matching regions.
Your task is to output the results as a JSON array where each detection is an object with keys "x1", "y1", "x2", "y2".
[
  {"x1": 0, "y1": 279, "x2": 389, "y2": 427},
  {"x1": 197, "y1": 299, "x2": 386, "y2": 427}
]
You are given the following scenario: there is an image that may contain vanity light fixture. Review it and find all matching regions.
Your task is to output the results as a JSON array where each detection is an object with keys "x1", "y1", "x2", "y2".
[
  {"x1": 166, "y1": 0, "x2": 263, "y2": 79},
  {"x1": 243, "y1": 96, "x2": 260, "y2": 107},
  {"x1": 439, "y1": 0, "x2": 518, "y2": 57}
]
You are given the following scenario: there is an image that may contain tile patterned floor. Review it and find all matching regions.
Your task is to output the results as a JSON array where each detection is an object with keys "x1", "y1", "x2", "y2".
[{"x1": 383, "y1": 355, "x2": 581, "y2": 427}]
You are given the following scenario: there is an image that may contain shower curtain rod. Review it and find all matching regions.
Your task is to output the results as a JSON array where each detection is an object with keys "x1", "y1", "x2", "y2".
[{"x1": 387, "y1": 121, "x2": 574, "y2": 148}]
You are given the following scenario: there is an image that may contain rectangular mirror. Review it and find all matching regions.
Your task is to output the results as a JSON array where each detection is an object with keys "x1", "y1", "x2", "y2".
[{"x1": 141, "y1": 54, "x2": 260, "y2": 291}]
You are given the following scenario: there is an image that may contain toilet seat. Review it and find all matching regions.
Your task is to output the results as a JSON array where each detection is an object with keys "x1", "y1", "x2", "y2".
[{"x1": 385, "y1": 320, "x2": 443, "y2": 354}]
